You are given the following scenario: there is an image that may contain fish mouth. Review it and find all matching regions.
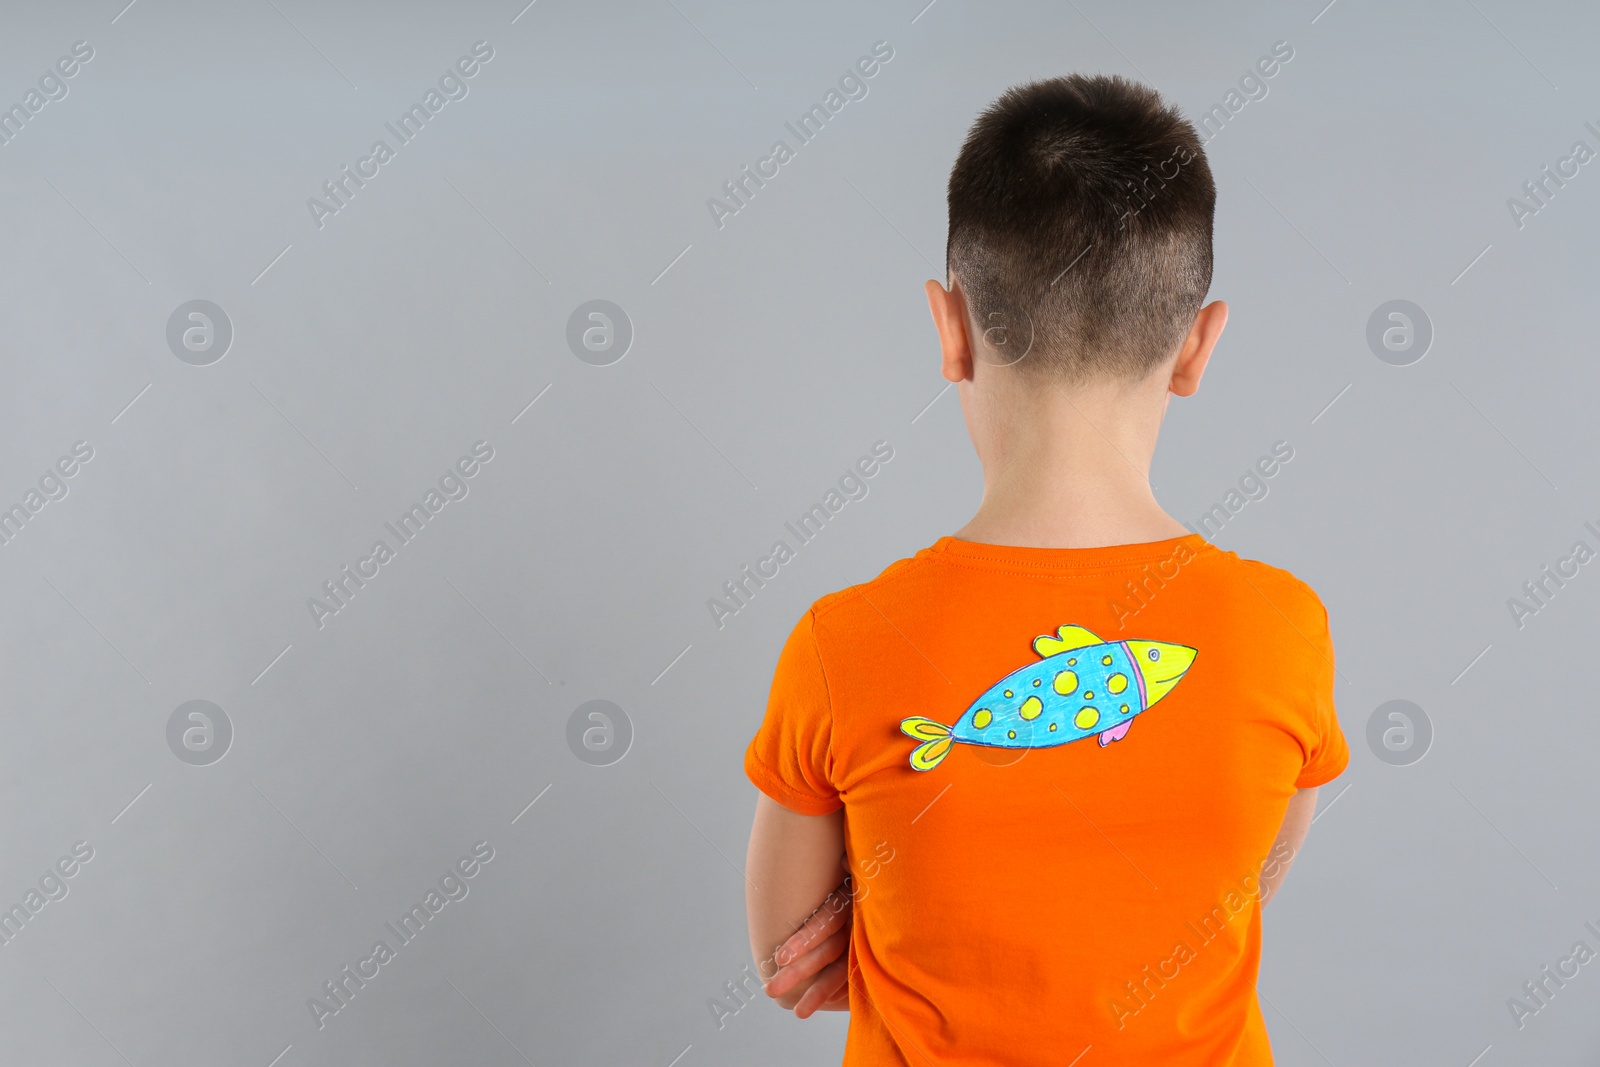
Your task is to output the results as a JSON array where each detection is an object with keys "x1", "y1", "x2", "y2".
[{"x1": 1146, "y1": 670, "x2": 1191, "y2": 685}]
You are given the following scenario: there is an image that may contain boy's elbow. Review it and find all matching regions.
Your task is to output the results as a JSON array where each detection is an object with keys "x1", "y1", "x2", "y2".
[{"x1": 744, "y1": 795, "x2": 846, "y2": 965}]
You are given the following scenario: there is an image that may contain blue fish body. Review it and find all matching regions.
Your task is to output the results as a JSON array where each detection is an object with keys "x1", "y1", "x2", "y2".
[{"x1": 951, "y1": 641, "x2": 1144, "y2": 749}]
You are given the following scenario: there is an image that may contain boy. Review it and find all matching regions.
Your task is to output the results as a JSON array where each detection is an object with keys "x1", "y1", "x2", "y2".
[{"x1": 743, "y1": 74, "x2": 1348, "y2": 1065}]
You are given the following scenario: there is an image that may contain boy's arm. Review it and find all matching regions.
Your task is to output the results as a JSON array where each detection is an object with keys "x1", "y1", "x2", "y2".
[
  {"x1": 746, "y1": 795, "x2": 851, "y2": 1015},
  {"x1": 1260, "y1": 785, "x2": 1318, "y2": 905}
]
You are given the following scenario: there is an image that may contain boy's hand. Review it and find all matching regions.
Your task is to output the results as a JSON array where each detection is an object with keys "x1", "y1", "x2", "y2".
[{"x1": 764, "y1": 880, "x2": 853, "y2": 1016}]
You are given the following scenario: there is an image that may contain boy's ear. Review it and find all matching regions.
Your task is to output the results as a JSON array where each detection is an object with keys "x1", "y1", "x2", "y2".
[
  {"x1": 1169, "y1": 300, "x2": 1227, "y2": 398},
  {"x1": 925, "y1": 278, "x2": 975, "y2": 383}
]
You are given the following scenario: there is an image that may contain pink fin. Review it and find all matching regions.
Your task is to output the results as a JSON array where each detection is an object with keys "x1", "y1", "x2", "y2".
[{"x1": 1097, "y1": 721, "x2": 1132, "y2": 747}]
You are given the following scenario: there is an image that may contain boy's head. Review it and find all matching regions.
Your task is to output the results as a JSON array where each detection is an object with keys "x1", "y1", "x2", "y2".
[{"x1": 934, "y1": 74, "x2": 1219, "y2": 385}]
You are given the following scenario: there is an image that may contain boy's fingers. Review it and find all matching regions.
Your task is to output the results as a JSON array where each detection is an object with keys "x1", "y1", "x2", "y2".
[
  {"x1": 792, "y1": 958, "x2": 849, "y2": 1019},
  {"x1": 814, "y1": 983, "x2": 851, "y2": 1012},
  {"x1": 774, "y1": 890, "x2": 852, "y2": 967},
  {"x1": 764, "y1": 929, "x2": 849, "y2": 998}
]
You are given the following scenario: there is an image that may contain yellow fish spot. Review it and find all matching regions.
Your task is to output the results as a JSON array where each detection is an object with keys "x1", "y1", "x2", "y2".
[
  {"x1": 1003, "y1": 689, "x2": 1014, "y2": 698},
  {"x1": 1019, "y1": 696, "x2": 1043, "y2": 720},
  {"x1": 1053, "y1": 670, "x2": 1078, "y2": 696},
  {"x1": 1048, "y1": 722, "x2": 1058, "y2": 731},
  {"x1": 972, "y1": 708, "x2": 992, "y2": 729},
  {"x1": 1083, "y1": 691, "x2": 1094, "y2": 700},
  {"x1": 1107, "y1": 673, "x2": 1128, "y2": 694},
  {"x1": 1007, "y1": 729, "x2": 1016, "y2": 739},
  {"x1": 1120, "y1": 704, "x2": 1129, "y2": 714},
  {"x1": 1074, "y1": 707, "x2": 1100, "y2": 730},
  {"x1": 1032, "y1": 678, "x2": 1041, "y2": 687},
  {"x1": 1102, "y1": 654, "x2": 1113, "y2": 665},
  {"x1": 1067, "y1": 658, "x2": 1077, "y2": 666}
]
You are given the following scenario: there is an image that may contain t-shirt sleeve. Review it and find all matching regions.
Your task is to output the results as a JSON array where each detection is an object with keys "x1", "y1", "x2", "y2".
[
  {"x1": 1295, "y1": 598, "x2": 1350, "y2": 789},
  {"x1": 744, "y1": 609, "x2": 840, "y2": 815}
]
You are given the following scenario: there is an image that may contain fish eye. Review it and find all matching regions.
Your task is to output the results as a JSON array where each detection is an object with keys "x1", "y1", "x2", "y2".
[{"x1": 1147, "y1": 648, "x2": 1160, "y2": 661}]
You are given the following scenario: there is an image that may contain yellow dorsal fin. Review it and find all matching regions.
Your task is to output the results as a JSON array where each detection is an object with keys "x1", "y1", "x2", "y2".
[{"x1": 1033, "y1": 624, "x2": 1103, "y2": 657}]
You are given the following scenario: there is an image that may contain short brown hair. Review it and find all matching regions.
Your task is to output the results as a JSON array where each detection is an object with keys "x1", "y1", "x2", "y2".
[{"x1": 945, "y1": 74, "x2": 1214, "y2": 380}]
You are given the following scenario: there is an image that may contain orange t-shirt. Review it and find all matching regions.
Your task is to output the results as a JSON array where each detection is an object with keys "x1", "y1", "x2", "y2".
[{"x1": 745, "y1": 534, "x2": 1348, "y2": 1066}]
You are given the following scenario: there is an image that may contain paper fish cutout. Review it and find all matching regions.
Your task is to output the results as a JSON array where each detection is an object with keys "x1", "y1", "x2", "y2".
[{"x1": 900, "y1": 625, "x2": 1197, "y2": 771}]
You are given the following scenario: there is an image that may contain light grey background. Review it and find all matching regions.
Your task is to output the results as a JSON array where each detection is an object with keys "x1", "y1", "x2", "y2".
[{"x1": 0, "y1": 0, "x2": 1595, "y2": 1064}]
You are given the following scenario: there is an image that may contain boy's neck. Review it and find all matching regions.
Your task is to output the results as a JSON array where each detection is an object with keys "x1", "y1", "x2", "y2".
[{"x1": 951, "y1": 373, "x2": 1191, "y2": 550}]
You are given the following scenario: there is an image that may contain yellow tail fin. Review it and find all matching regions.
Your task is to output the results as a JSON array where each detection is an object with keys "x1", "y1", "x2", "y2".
[
  {"x1": 900, "y1": 717, "x2": 953, "y2": 771},
  {"x1": 910, "y1": 736, "x2": 953, "y2": 771}
]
